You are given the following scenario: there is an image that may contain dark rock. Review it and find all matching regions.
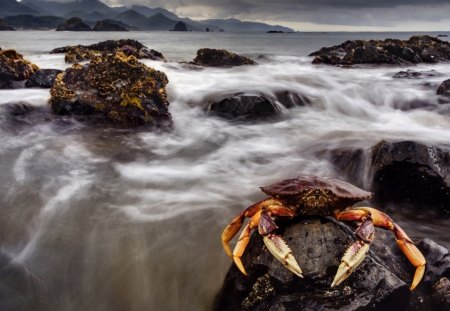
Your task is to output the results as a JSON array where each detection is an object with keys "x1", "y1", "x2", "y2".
[
  {"x1": 171, "y1": 21, "x2": 188, "y2": 31},
  {"x1": 25, "y1": 69, "x2": 62, "y2": 88},
  {"x1": 193, "y1": 48, "x2": 257, "y2": 67},
  {"x1": 267, "y1": 30, "x2": 284, "y2": 33},
  {"x1": 51, "y1": 39, "x2": 165, "y2": 63},
  {"x1": 56, "y1": 17, "x2": 91, "y2": 31},
  {"x1": 49, "y1": 52, "x2": 172, "y2": 128},
  {"x1": 328, "y1": 141, "x2": 450, "y2": 213},
  {"x1": 0, "y1": 18, "x2": 15, "y2": 31},
  {"x1": 275, "y1": 91, "x2": 311, "y2": 108},
  {"x1": 207, "y1": 93, "x2": 280, "y2": 121},
  {"x1": 93, "y1": 20, "x2": 128, "y2": 31},
  {"x1": 310, "y1": 35, "x2": 450, "y2": 66},
  {"x1": 0, "y1": 49, "x2": 38, "y2": 89},
  {"x1": 370, "y1": 141, "x2": 450, "y2": 212},
  {"x1": 393, "y1": 69, "x2": 441, "y2": 79},
  {"x1": 214, "y1": 217, "x2": 410, "y2": 311},
  {"x1": 437, "y1": 79, "x2": 450, "y2": 99}
]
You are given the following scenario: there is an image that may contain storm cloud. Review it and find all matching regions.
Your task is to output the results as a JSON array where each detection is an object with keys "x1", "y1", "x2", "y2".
[{"x1": 41, "y1": 0, "x2": 450, "y2": 30}]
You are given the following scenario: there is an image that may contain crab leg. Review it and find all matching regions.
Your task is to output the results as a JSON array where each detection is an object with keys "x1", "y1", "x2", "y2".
[
  {"x1": 331, "y1": 218, "x2": 374, "y2": 287},
  {"x1": 337, "y1": 207, "x2": 426, "y2": 290},
  {"x1": 259, "y1": 211, "x2": 303, "y2": 278},
  {"x1": 232, "y1": 210, "x2": 262, "y2": 275},
  {"x1": 221, "y1": 199, "x2": 266, "y2": 258}
]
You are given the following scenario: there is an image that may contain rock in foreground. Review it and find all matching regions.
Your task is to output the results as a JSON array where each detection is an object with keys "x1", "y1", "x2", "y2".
[
  {"x1": 329, "y1": 140, "x2": 450, "y2": 213},
  {"x1": 193, "y1": 48, "x2": 257, "y2": 67},
  {"x1": 51, "y1": 39, "x2": 165, "y2": 63},
  {"x1": 49, "y1": 52, "x2": 172, "y2": 128},
  {"x1": 214, "y1": 217, "x2": 410, "y2": 310},
  {"x1": 0, "y1": 49, "x2": 38, "y2": 89},
  {"x1": 56, "y1": 17, "x2": 91, "y2": 31},
  {"x1": 310, "y1": 35, "x2": 450, "y2": 66}
]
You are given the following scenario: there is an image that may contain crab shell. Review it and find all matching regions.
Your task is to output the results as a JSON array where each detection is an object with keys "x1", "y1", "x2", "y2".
[{"x1": 260, "y1": 176, "x2": 373, "y2": 214}]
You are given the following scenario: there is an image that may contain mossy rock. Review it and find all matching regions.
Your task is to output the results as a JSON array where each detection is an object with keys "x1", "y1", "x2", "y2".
[
  {"x1": 0, "y1": 49, "x2": 39, "y2": 89},
  {"x1": 49, "y1": 52, "x2": 171, "y2": 128}
]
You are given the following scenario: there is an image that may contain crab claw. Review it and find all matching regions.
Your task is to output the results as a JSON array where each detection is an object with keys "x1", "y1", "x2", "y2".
[
  {"x1": 263, "y1": 234, "x2": 303, "y2": 278},
  {"x1": 331, "y1": 241, "x2": 370, "y2": 287}
]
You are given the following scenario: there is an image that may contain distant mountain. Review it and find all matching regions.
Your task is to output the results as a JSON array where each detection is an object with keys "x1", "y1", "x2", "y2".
[
  {"x1": 129, "y1": 5, "x2": 179, "y2": 20},
  {"x1": 5, "y1": 14, "x2": 64, "y2": 29},
  {"x1": 202, "y1": 18, "x2": 294, "y2": 32},
  {"x1": 115, "y1": 10, "x2": 178, "y2": 30},
  {"x1": 63, "y1": 10, "x2": 108, "y2": 21},
  {"x1": 0, "y1": 0, "x2": 38, "y2": 17},
  {"x1": 4, "y1": 0, "x2": 295, "y2": 32}
]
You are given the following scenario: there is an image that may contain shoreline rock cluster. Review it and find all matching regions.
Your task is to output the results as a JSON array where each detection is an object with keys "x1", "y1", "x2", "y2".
[{"x1": 310, "y1": 35, "x2": 450, "y2": 66}]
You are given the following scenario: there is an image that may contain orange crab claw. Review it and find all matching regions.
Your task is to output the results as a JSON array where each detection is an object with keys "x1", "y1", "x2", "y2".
[{"x1": 337, "y1": 207, "x2": 426, "y2": 291}]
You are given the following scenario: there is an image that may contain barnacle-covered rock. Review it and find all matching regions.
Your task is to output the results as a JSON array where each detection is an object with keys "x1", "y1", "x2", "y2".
[
  {"x1": 0, "y1": 49, "x2": 38, "y2": 89},
  {"x1": 51, "y1": 39, "x2": 165, "y2": 63},
  {"x1": 193, "y1": 48, "x2": 257, "y2": 67},
  {"x1": 310, "y1": 35, "x2": 450, "y2": 66},
  {"x1": 49, "y1": 52, "x2": 172, "y2": 128}
]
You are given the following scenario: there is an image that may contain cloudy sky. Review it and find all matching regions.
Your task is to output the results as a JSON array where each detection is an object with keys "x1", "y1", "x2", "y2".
[{"x1": 48, "y1": 0, "x2": 450, "y2": 31}]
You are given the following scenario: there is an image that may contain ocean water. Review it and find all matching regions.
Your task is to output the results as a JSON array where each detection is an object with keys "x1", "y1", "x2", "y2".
[{"x1": 0, "y1": 31, "x2": 449, "y2": 311}]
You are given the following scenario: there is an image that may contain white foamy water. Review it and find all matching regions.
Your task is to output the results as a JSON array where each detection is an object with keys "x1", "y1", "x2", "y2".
[{"x1": 0, "y1": 31, "x2": 449, "y2": 311}]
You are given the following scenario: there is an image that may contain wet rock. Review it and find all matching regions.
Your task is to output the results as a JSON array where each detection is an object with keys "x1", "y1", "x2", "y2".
[
  {"x1": 207, "y1": 93, "x2": 280, "y2": 121},
  {"x1": 0, "y1": 49, "x2": 38, "y2": 89},
  {"x1": 328, "y1": 141, "x2": 450, "y2": 213},
  {"x1": 51, "y1": 39, "x2": 165, "y2": 63},
  {"x1": 193, "y1": 48, "x2": 257, "y2": 67},
  {"x1": 437, "y1": 79, "x2": 450, "y2": 100},
  {"x1": 393, "y1": 69, "x2": 441, "y2": 79},
  {"x1": 171, "y1": 21, "x2": 188, "y2": 31},
  {"x1": 310, "y1": 35, "x2": 450, "y2": 66},
  {"x1": 49, "y1": 52, "x2": 172, "y2": 128},
  {"x1": 93, "y1": 20, "x2": 128, "y2": 32},
  {"x1": 214, "y1": 217, "x2": 410, "y2": 311},
  {"x1": 56, "y1": 17, "x2": 91, "y2": 31},
  {"x1": 0, "y1": 18, "x2": 15, "y2": 31},
  {"x1": 25, "y1": 69, "x2": 62, "y2": 88},
  {"x1": 370, "y1": 141, "x2": 450, "y2": 212},
  {"x1": 275, "y1": 91, "x2": 311, "y2": 108}
]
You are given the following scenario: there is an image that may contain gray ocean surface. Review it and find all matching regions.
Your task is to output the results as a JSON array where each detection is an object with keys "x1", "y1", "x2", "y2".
[{"x1": 0, "y1": 31, "x2": 449, "y2": 311}]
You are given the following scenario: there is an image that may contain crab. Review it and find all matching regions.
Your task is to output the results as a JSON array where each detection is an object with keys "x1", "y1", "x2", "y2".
[{"x1": 221, "y1": 176, "x2": 426, "y2": 290}]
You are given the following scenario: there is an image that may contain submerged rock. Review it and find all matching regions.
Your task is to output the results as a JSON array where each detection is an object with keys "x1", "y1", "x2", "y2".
[
  {"x1": 49, "y1": 52, "x2": 172, "y2": 128},
  {"x1": 310, "y1": 35, "x2": 450, "y2": 66},
  {"x1": 56, "y1": 17, "x2": 91, "y2": 31},
  {"x1": 207, "y1": 93, "x2": 280, "y2": 121},
  {"x1": 275, "y1": 91, "x2": 311, "y2": 108},
  {"x1": 214, "y1": 217, "x2": 410, "y2": 310},
  {"x1": 193, "y1": 48, "x2": 257, "y2": 67},
  {"x1": 0, "y1": 49, "x2": 38, "y2": 89},
  {"x1": 393, "y1": 69, "x2": 441, "y2": 79},
  {"x1": 25, "y1": 69, "x2": 62, "y2": 88},
  {"x1": 93, "y1": 20, "x2": 128, "y2": 32},
  {"x1": 51, "y1": 39, "x2": 165, "y2": 63}
]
